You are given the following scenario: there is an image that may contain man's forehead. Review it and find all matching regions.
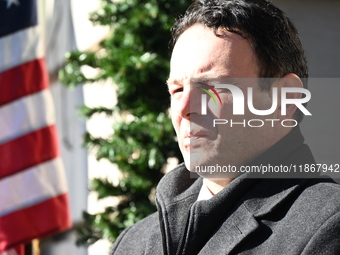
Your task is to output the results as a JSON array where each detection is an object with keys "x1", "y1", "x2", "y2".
[{"x1": 169, "y1": 24, "x2": 259, "y2": 83}]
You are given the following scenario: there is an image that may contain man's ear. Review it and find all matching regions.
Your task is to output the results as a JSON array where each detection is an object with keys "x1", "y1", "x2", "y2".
[{"x1": 273, "y1": 73, "x2": 304, "y2": 120}]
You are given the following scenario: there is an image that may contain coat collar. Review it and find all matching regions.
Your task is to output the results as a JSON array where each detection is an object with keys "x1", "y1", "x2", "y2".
[{"x1": 156, "y1": 126, "x2": 315, "y2": 254}]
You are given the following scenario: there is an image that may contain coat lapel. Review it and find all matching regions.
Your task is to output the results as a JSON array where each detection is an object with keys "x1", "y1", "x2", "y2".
[
  {"x1": 195, "y1": 178, "x2": 309, "y2": 255},
  {"x1": 196, "y1": 203, "x2": 259, "y2": 255}
]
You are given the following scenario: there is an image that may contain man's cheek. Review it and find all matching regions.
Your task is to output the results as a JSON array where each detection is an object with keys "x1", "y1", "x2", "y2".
[{"x1": 171, "y1": 116, "x2": 181, "y2": 135}]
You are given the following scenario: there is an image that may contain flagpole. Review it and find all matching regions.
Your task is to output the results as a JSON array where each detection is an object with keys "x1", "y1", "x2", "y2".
[{"x1": 24, "y1": 242, "x2": 33, "y2": 255}]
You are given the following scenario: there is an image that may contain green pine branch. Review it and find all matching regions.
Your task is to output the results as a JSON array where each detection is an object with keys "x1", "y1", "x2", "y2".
[{"x1": 60, "y1": 0, "x2": 189, "y2": 248}]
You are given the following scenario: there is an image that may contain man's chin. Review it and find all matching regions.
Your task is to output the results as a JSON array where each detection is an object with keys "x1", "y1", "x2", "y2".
[
  {"x1": 183, "y1": 155, "x2": 204, "y2": 172},
  {"x1": 184, "y1": 152, "x2": 208, "y2": 170},
  {"x1": 184, "y1": 160, "x2": 193, "y2": 171}
]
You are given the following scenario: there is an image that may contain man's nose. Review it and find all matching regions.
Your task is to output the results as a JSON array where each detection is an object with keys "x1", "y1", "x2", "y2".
[{"x1": 175, "y1": 87, "x2": 202, "y2": 120}]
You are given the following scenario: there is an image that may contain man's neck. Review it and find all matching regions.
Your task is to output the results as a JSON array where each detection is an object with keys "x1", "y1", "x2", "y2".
[{"x1": 205, "y1": 178, "x2": 234, "y2": 195}]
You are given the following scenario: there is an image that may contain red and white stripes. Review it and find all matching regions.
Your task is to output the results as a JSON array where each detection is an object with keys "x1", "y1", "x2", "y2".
[{"x1": 0, "y1": 2, "x2": 71, "y2": 252}]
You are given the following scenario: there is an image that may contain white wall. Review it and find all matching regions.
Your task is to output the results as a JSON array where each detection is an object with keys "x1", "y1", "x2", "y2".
[
  {"x1": 274, "y1": 0, "x2": 340, "y2": 180},
  {"x1": 40, "y1": 0, "x2": 109, "y2": 254}
]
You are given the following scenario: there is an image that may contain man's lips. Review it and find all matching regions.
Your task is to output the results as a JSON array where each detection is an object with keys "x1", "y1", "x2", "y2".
[
  {"x1": 183, "y1": 132, "x2": 208, "y2": 147},
  {"x1": 185, "y1": 135, "x2": 205, "y2": 139}
]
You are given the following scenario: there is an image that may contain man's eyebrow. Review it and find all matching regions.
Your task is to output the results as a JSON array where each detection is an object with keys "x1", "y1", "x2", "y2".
[
  {"x1": 165, "y1": 79, "x2": 183, "y2": 95},
  {"x1": 166, "y1": 75, "x2": 237, "y2": 86},
  {"x1": 190, "y1": 77, "x2": 238, "y2": 85},
  {"x1": 166, "y1": 78, "x2": 181, "y2": 86}
]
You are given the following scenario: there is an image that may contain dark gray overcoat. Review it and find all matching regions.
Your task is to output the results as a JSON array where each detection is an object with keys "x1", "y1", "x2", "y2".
[{"x1": 111, "y1": 127, "x2": 340, "y2": 254}]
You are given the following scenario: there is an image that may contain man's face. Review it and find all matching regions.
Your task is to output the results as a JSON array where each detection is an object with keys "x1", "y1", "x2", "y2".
[{"x1": 168, "y1": 24, "x2": 282, "y2": 175}]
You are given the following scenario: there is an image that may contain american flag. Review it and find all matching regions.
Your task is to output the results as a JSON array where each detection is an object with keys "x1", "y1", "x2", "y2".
[{"x1": 0, "y1": 0, "x2": 72, "y2": 253}]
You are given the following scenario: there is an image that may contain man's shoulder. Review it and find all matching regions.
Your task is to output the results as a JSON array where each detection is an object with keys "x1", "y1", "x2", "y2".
[
  {"x1": 110, "y1": 212, "x2": 160, "y2": 255},
  {"x1": 282, "y1": 178, "x2": 340, "y2": 254},
  {"x1": 118, "y1": 211, "x2": 159, "y2": 239},
  {"x1": 230, "y1": 178, "x2": 340, "y2": 254},
  {"x1": 298, "y1": 178, "x2": 340, "y2": 208},
  {"x1": 271, "y1": 177, "x2": 340, "y2": 214},
  {"x1": 269, "y1": 177, "x2": 340, "y2": 231},
  {"x1": 241, "y1": 177, "x2": 340, "y2": 229}
]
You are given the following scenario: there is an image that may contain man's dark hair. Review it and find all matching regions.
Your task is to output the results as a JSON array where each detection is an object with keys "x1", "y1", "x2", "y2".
[{"x1": 171, "y1": 0, "x2": 308, "y2": 123}]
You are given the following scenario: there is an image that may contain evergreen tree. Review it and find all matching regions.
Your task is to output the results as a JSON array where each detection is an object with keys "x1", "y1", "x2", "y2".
[{"x1": 59, "y1": 0, "x2": 190, "y2": 246}]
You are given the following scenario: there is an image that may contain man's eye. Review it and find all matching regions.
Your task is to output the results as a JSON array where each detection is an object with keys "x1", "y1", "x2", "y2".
[{"x1": 172, "y1": 88, "x2": 183, "y2": 94}]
